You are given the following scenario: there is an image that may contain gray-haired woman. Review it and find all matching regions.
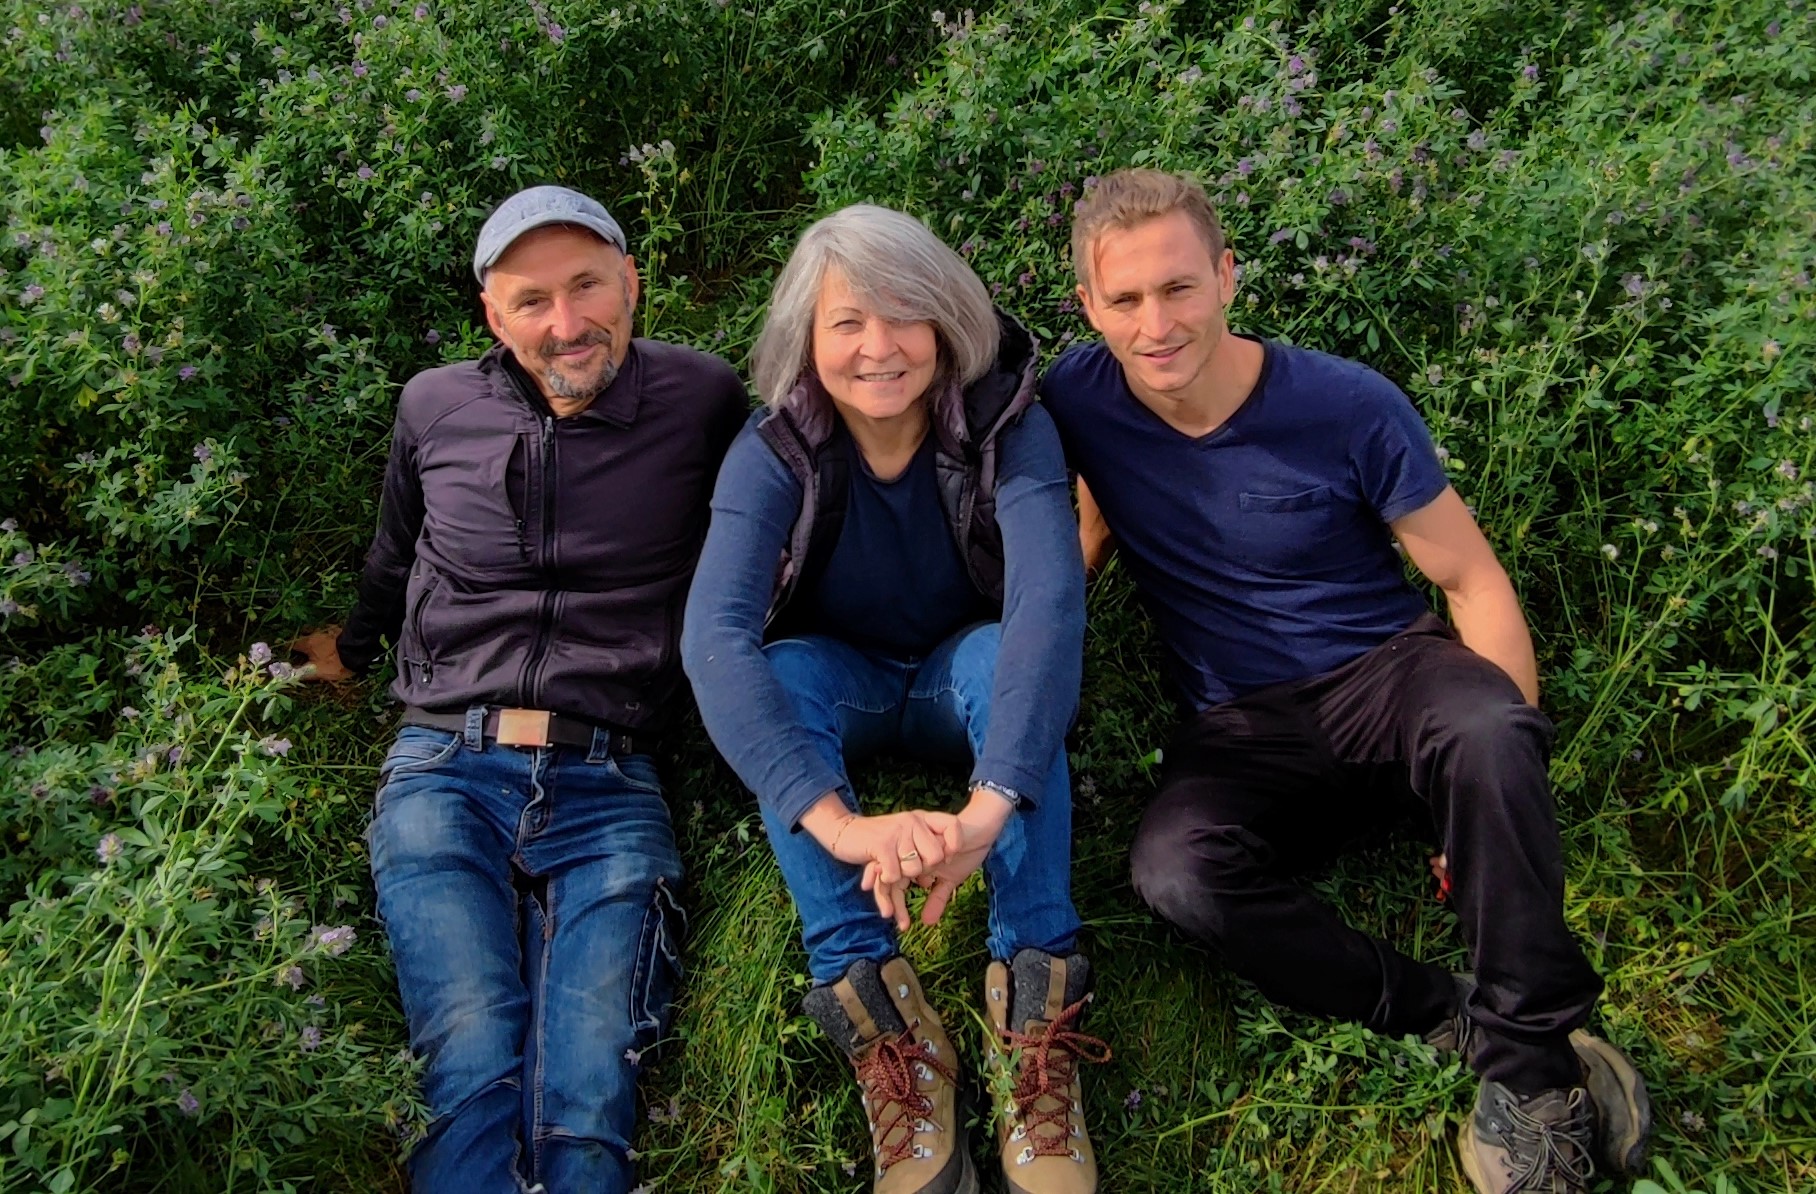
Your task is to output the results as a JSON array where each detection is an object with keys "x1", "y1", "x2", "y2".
[{"x1": 682, "y1": 205, "x2": 1106, "y2": 1194}]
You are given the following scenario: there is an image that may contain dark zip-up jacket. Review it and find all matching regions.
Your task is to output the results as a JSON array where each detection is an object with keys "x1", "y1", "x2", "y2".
[{"x1": 337, "y1": 340, "x2": 747, "y2": 730}]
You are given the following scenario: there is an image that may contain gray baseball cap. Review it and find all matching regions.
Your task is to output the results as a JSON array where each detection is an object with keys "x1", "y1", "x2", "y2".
[{"x1": 472, "y1": 185, "x2": 628, "y2": 284}]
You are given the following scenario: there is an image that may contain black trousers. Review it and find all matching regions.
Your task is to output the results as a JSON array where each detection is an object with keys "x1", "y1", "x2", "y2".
[{"x1": 1129, "y1": 614, "x2": 1602, "y2": 1093}]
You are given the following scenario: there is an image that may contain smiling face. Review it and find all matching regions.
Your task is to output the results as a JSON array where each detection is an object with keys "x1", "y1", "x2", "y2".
[
  {"x1": 1076, "y1": 210, "x2": 1237, "y2": 407},
  {"x1": 810, "y1": 266, "x2": 941, "y2": 428},
  {"x1": 481, "y1": 224, "x2": 640, "y2": 412}
]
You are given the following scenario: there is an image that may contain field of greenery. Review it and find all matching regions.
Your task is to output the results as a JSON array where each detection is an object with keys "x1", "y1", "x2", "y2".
[{"x1": 1, "y1": 0, "x2": 1811, "y2": 1190}]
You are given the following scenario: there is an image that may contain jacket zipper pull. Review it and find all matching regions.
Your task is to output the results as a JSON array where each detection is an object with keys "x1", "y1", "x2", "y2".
[
  {"x1": 515, "y1": 518, "x2": 528, "y2": 560},
  {"x1": 418, "y1": 658, "x2": 433, "y2": 684}
]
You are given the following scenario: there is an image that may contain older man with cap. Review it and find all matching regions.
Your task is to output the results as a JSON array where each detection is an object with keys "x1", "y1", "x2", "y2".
[{"x1": 295, "y1": 185, "x2": 747, "y2": 1193}]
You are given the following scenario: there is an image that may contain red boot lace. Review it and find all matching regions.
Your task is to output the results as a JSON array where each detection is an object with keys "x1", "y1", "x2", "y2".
[
  {"x1": 1001, "y1": 999, "x2": 1112, "y2": 1156},
  {"x1": 853, "y1": 1029, "x2": 961, "y2": 1171}
]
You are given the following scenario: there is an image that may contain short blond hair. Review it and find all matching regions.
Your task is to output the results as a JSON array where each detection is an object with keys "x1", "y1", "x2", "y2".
[{"x1": 1071, "y1": 168, "x2": 1225, "y2": 290}]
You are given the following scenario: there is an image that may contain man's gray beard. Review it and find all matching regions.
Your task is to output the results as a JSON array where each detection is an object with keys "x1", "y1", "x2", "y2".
[{"x1": 540, "y1": 330, "x2": 617, "y2": 402}]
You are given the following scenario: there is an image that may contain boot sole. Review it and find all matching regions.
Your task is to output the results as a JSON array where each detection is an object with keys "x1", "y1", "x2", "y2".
[
  {"x1": 1570, "y1": 1029, "x2": 1653, "y2": 1175},
  {"x1": 952, "y1": 1150, "x2": 979, "y2": 1194}
]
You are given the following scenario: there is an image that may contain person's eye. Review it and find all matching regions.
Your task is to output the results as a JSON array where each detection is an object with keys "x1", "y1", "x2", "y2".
[{"x1": 579, "y1": 279, "x2": 599, "y2": 290}]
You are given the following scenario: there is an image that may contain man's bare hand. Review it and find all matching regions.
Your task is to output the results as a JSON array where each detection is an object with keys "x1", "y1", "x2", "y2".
[{"x1": 291, "y1": 626, "x2": 354, "y2": 683}]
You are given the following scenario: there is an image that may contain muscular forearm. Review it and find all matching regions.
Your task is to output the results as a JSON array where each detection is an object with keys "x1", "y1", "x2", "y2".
[{"x1": 1444, "y1": 580, "x2": 1539, "y2": 706}]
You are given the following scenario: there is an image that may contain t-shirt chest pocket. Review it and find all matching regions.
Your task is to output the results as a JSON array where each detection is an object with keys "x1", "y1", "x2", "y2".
[{"x1": 1228, "y1": 484, "x2": 1338, "y2": 569}]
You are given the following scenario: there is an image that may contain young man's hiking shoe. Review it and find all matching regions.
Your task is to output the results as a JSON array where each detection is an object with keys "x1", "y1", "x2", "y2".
[
  {"x1": 803, "y1": 957, "x2": 976, "y2": 1194},
  {"x1": 1458, "y1": 1079, "x2": 1596, "y2": 1194},
  {"x1": 983, "y1": 949, "x2": 1111, "y2": 1194},
  {"x1": 1425, "y1": 975, "x2": 1653, "y2": 1176}
]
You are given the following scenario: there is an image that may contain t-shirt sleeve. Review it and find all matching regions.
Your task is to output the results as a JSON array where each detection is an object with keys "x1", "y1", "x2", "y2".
[{"x1": 1348, "y1": 370, "x2": 1450, "y2": 524}]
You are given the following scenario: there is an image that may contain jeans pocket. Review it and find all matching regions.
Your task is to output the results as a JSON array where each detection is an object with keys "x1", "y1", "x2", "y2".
[
  {"x1": 373, "y1": 729, "x2": 462, "y2": 816},
  {"x1": 600, "y1": 752, "x2": 664, "y2": 797},
  {"x1": 629, "y1": 877, "x2": 685, "y2": 1039}
]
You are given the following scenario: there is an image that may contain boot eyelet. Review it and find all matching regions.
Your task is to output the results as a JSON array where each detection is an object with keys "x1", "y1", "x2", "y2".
[
  {"x1": 898, "y1": 983, "x2": 910, "y2": 998},
  {"x1": 1070, "y1": 1147, "x2": 1084, "y2": 1163},
  {"x1": 1016, "y1": 1146, "x2": 1035, "y2": 1165}
]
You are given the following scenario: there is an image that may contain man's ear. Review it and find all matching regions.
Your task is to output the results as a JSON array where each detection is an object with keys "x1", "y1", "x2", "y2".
[
  {"x1": 480, "y1": 288, "x2": 508, "y2": 345},
  {"x1": 1217, "y1": 248, "x2": 1238, "y2": 308},
  {"x1": 621, "y1": 255, "x2": 642, "y2": 314},
  {"x1": 1075, "y1": 280, "x2": 1104, "y2": 333}
]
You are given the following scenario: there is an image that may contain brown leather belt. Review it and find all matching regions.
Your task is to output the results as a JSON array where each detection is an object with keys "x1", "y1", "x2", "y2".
[{"x1": 401, "y1": 706, "x2": 641, "y2": 755}]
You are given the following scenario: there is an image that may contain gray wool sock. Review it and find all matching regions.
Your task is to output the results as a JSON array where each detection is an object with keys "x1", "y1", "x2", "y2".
[
  {"x1": 1008, "y1": 948, "x2": 1092, "y2": 1031},
  {"x1": 802, "y1": 957, "x2": 906, "y2": 1055}
]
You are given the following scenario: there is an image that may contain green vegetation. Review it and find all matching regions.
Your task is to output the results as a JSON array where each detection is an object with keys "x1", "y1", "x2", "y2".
[{"x1": 1, "y1": 0, "x2": 1810, "y2": 1190}]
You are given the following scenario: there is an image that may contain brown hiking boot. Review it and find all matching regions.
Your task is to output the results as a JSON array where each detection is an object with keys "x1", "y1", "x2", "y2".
[
  {"x1": 1427, "y1": 975, "x2": 1652, "y2": 1176},
  {"x1": 802, "y1": 957, "x2": 976, "y2": 1194},
  {"x1": 983, "y1": 949, "x2": 1111, "y2": 1194},
  {"x1": 1458, "y1": 1079, "x2": 1596, "y2": 1193}
]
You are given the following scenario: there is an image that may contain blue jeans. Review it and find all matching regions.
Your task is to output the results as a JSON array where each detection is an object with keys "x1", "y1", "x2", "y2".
[
  {"x1": 760, "y1": 622, "x2": 1081, "y2": 983},
  {"x1": 367, "y1": 717, "x2": 683, "y2": 1194}
]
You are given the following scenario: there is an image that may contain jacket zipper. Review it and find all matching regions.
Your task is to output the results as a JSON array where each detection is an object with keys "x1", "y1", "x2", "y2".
[
  {"x1": 519, "y1": 414, "x2": 558, "y2": 705},
  {"x1": 406, "y1": 567, "x2": 440, "y2": 684}
]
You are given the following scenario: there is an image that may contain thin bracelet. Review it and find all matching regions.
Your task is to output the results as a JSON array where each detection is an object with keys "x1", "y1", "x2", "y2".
[{"x1": 828, "y1": 813, "x2": 856, "y2": 855}]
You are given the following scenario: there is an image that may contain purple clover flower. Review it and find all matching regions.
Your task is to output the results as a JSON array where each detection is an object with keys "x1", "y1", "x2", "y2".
[
  {"x1": 1237, "y1": 157, "x2": 1254, "y2": 176},
  {"x1": 425, "y1": 328, "x2": 441, "y2": 345},
  {"x1": 176, "y1": 1089, "x2": 200, "y2": 1116},
  {"x1": 1288, "y1": 55, "x2": 1305, "y2": 75},
  {"x1": 357, "y1": 165, "x2": 374, "y2": 181},
  {"x1": 122, "y1": 333, "x2": 141, "y2": 354},
  {"x1": 194, "y1": 443, "x2": 213, "y2": 463},
  {"x1": 179, "y1": 365, "x2": 198, "y2": 381},
  {"x1": 97, "y1": 833, "x2": 123, "y2": 864},
  {"x1": 1269, "y1": 228, "x2": 1293, "y2": 244},
  {"x1": 446, "y1": 84, "x2": 467, "y2": 101},
  {"x1": 353, "y1": 59, "x2": 368, "y2": 77},
  {"x1": 20, "y1": 285, "x2": 44, "y2": 305},
  {"x1": 309, "y1": 924, "x2": 358, "y2": 956},
  {"x1": 167, "y1": 745, "x2": 185, "y2": 766},
  {"x1": 249, "y1": 642, "x2": 273, "y2": 666},
  {"x1": 547, "y1": 23, "x2": 564, "y2": 42},
  {"x1": 1522, "y1": 63, "x2": 1540, "y2": 82},
  {"x1": 259, "y1": 736, "x2": 292, "y2": 757},
  {"x1": 281, "y1": 966, "x2": 306, "y2": 990},
  {"x1": 404, "y1": 88, "x2": 421, "y2": 102},
  {"x1": 373, "y1": 14, "x2": 388, "y2": 27},
  {"x1": 414, "y1": 3, "x2": 427, "y2": 17},
  {"x1": 300, "y1": 1025, "x2": 323, "y2": 1051}
]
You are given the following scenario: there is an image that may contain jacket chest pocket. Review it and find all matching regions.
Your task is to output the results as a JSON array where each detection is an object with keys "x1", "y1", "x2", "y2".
[{"x1": 1227, "y1": 485, "x2": 1340, "y2": 569}]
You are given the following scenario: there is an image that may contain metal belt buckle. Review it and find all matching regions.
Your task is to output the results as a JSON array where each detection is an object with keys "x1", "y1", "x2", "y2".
[{"x1": 496, "y1": 708, "x2": 553, "y2": 747}]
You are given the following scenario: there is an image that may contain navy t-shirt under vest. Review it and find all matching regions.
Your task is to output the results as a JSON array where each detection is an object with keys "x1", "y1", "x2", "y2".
[
  {"x1": 802, "y1": 430, "x2": 993, "y2": 656},
  {"x1": 1041, "y1": 336, "x2": 1449, "y2": 711}
]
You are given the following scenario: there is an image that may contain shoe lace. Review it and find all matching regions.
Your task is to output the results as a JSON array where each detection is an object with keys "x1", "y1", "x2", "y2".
[
  {"x1": 853, "y1": 1029, "x2": 959, "y2": 1172},
  {"x1": 1502, "y1": 1089, "x2": 1594, "y2": 1192},
  {"x1": 1000, "y1": 998, "x2": 1112, "y2": 1156}
]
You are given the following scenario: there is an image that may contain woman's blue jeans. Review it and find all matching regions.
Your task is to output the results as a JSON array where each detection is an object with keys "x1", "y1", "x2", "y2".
[
  {"x1": 367, "y1": 718, "x2": 683, "y2": 1194},
  {"x1": 759, "y1": 621, "x2": 1082, "y2": 983}
]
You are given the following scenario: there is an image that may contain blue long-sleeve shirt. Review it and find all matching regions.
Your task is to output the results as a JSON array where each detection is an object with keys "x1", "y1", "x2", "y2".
[{"x1": 682, "y1": 404, "x2": 1085, "y2": 831}]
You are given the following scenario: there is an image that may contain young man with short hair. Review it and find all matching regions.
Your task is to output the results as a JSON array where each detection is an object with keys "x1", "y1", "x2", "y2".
[{"x1": 1043, "y1": 168, "x2": 1651, "y2": 1194}]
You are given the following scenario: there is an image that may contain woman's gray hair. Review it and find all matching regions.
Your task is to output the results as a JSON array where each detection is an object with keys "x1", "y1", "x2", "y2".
[{"x1": 752, "y1": 204, "x2": 999, "y2": 435}]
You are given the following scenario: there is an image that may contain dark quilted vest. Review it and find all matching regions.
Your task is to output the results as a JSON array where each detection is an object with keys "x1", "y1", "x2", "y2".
[{"x1": 757, "y1": 309, "x2": 1039, "y2": 631}]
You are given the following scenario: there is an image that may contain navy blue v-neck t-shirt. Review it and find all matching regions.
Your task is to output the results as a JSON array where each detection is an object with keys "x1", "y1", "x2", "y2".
[
  {"x1": 802, "y1": 431, "x2": 992, "y2": 656},
  {"x1": 1041, "y1": 336, "x2": 1449, "y2": 710}
]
